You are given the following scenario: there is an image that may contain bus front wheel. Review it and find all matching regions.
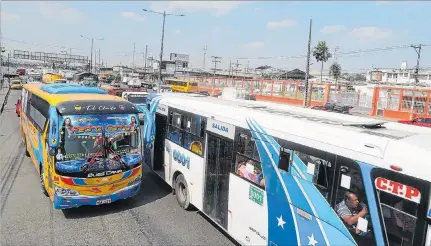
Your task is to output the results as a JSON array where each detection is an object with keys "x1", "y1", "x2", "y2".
[
  {"x1": 175, "y1": 174, "x2": 190, "y2": 210},
  {"x1": 40, "y1": 165, "x2": 49, "y2": 197}
]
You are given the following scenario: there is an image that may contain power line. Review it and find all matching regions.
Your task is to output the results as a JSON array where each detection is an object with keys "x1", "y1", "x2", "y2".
[
  {"x1": 229, "y1": 44, "x2": 431, "y2": 61},
  {"x1": 2, "y1": 37, "x2": 83, "y2": 50}
]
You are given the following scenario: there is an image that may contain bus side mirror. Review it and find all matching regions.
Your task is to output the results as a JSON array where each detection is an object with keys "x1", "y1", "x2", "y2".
[
  {"x1": 48, "y1": 106, "x2": 60, "y2": 148},
  {"x1": 49, "y1": 147, "x2": 56, "y2": 156}
]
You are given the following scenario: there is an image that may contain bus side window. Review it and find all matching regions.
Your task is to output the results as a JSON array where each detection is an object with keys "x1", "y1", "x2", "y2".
[
  {"x1": 167, "y1": 110, "x2": 184, "y2": 146},
  {"x1": 291, "y1": 150, "x2": 335, "y2": 202},
  {"x1": 233, "y1": 131, "x2": 265, "y2": 189},
  {"x1": 372, "y1": 168, "x2": 426, "y2": 246}
]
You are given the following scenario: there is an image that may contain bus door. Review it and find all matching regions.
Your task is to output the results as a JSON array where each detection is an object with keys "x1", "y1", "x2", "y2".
[
  {"x1": 153, "y1": 113, "x2": 167, "y2": 173},
  {"x1": 203, "y1": 132, "x2": 234, "y2": 229}
]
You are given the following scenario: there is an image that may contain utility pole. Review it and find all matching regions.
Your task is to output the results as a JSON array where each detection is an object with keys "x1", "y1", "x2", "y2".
[
  {"x1": 144, "y1": 45, "x2": 148, "y2": 73},
  {"x1": 80, "y1": 35, "x2": 104, "y2": 73},
  {"x1": 229, "y1": 60, "x2": 232, "y2": 78},
  {"x1": 334, "y1": 46, "x2": 340, "y2": 62},
  {"x1": 142, "y1": 8, "x2": 185, "y2": 92},
  {"x1": 303, "y1": 19, "x2": 312, "y2": 107},
  {"x1": 132, "y1": 42, "x2": 136, "y2": 69},
  {"x1": 203, "y1": 45, "x2": 207, "y2": 70},
  {"x1": 235, "y1": 60, "x2": 241, "y2": 77},
  {"x1": 410, "y1": 44, "x2": 422, "y2": 120},
  {"x1": 91, "y1": 39, "x2": 94, "y2": 72},
  {"x1": 211, "y1": 56, "x2": 221, "y2": 93},
  {"x1": 98, "y1": 48, "x2": 101, "y2": 69}
]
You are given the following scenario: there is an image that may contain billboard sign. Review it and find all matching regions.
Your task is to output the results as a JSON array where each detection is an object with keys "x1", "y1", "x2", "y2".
[{"x1": 170, "y1": 53, "x2": 189, "y2": 62}]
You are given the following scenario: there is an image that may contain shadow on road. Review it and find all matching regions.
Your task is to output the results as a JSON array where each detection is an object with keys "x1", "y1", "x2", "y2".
[
  {"x1": 62, "y1": 165, "x2": 172, "y2": 219},
  {"x1": 196, "y1": 211, "x2": 241, "y2": 246}
]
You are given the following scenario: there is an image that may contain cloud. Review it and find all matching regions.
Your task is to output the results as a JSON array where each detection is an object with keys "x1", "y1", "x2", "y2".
[
  {"x1": 267, "y1": 19, "x2": 296, "y2": 30},
  {"x1": 120, "y1": 12, "x2": 145, "y2": 22},
  {"x1": 175, "y1": 29, "x2": 181, "y2": 34},
  {"x1": 321, "y1": 25, "x2": 346, "y2": 34},
  {"x1": 243, "y1": 41, "x2": 265, "y2": 50},
  {"x1": 36, "y1": 2, "x2": 86, "y2": 24},
  {"x1": 349, "y1": 26, "x2": 392, "y2": 42},
  {"x1": 150, "y1": 1, "x2": 242, "y2": 17},
  {"x1": 1, "y1": 11, "x2": 21, "y2": 22}
]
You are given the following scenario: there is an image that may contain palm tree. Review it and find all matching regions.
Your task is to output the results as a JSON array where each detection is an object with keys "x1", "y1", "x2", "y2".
[
  {"x1": 329, "y1": 62, "x2": 342, "y2": 84},
  {"x1": 312, "y1": 41, "x2": 332, "y2": 83}
]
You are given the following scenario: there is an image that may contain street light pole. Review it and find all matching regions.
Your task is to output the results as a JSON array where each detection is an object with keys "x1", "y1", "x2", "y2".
[
  {"x1": 159, "y1": 11, "x2": 166, "y2": 92},
  {"x1": 142, "y1": 8, "x2": 185, "y2": 93}
]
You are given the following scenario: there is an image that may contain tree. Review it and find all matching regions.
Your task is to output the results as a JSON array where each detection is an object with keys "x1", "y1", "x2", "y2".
[
  {"x1": 329, "y1": 62, "x2": 341, "y2": 84},
  {"x1": 312, "y1": 41, "x2": 332, "y2": 83}
]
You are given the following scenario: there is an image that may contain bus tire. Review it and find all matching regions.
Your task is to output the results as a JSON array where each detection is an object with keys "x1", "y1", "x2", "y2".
[
  {"x1": 175, "y1": 174, "x2": 190, "y2": 210},
  {"x1": 23, "y1": 137, "x2": 30, "y2": 157},
  {"x1": 40, "y1": 165, "x2": 49, "y2": 197}
]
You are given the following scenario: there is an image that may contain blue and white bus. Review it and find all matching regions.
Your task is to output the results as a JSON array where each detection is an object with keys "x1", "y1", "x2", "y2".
[{"x1": 143, "y1": 92, "x2": 431, "y2": 246}]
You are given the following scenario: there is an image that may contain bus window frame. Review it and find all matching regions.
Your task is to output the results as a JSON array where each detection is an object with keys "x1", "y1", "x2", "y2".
[
  {"x1": 370, "y1": 168, "x2": 431, "y2": 246},
  {"x1": 167, "y1": 107, "x2": 206, "y2": 156},
  {"x1": 334, "y1": 156, "x2": 377, "y2": 246},
  {"x1": 276, "y1": 138, "x2": 338, "y2": 205}
]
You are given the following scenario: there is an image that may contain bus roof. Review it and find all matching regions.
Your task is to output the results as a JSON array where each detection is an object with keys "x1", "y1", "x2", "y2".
[
  {"x1": 23, "y1": 83, "x2": 123, "y2": 106},
  {"x1": 165, "y1": 78, "x2": 188, "y2": 82},
  {"x1": 22, "y1": 83, "x2": 140, "y2": 115},
  {"x1": 157, "y1": 93, "x2": 431, "y2": 181}
]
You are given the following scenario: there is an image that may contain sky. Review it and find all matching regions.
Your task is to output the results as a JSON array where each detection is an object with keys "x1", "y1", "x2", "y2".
[{"x1": 1, "y1": 1, "x2": 431, "y2": 74}]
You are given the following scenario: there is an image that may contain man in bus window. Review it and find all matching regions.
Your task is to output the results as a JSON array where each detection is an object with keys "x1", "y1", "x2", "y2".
[{"x1": 336, "y1": 191, "x2": 369, "y2": 235}]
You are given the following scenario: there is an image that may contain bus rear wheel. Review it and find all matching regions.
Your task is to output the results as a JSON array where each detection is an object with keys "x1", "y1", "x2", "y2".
[
  {"x1": 23, "y1": 137, "x2": 30, "y2": 157},
  {"x1": 175, "y1": 174, "x2": 190, "y2": 210},
  {"x1": 40, "y1": 166, "x2": 49, "y2": 197}
]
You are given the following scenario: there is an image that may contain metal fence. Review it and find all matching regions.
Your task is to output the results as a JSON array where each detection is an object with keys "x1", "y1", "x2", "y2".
[{"x1": 182, "y1": 76, "x2": 431, "y2": 120}]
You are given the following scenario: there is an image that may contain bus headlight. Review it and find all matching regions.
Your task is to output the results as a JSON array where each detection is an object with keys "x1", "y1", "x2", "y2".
[
  {"x1": 128, "y1": 175, "x2": 142, "y2": 186},
  {"x1": 55, "y1": 186, "x2": 80, "y2": 196}
]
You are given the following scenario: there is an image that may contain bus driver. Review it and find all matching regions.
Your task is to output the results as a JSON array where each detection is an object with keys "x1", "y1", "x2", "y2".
[{"x1": 336, "y1": 191, "x2": 369, "y2": 236}]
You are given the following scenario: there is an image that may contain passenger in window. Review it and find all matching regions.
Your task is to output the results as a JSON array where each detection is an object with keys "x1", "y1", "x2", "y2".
[
  {"x1": 236, "y1": 161, "x2": 256, "y2": 182},
  {"x1": 336, "y1": 191, "x2": 369, "y2": 236},
  {"x1": 190, "y1": 140, "x2": 202, "y2": 155},
  {"x1": 393, "y1": 199, "x2": 415, "y2": 233}
]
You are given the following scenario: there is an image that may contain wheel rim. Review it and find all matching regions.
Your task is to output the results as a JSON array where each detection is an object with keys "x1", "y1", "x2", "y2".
[{"x1": 178, "y1": 182, "x2": 187, "y2": 202}]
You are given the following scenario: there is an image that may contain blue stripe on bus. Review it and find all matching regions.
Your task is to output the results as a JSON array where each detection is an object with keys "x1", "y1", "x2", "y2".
[
  {"x1": 247, "y1": 119, "x2": 300, "y2": 246},
  {"x1": 357, "y1": 162, "x2": 385, "y2": 246},
  {"x1": 248, "y1": 119, "x2": 356, "y2": 246}
]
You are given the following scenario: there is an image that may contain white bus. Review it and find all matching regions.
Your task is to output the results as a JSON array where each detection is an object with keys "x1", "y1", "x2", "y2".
[{"x1": 143, "y1": 92, "x2": 431, "y2": 246}]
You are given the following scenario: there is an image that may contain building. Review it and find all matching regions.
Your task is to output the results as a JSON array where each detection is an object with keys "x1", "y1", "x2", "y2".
[{"x1": 366, "y1": 62, "x2": 431, "y2": 86}]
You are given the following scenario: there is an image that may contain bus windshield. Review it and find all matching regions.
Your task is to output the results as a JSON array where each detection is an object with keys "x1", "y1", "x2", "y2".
[
  {"x1": 57, "y1": 114, "x2": 140, "y2": 162},
  {"x1": 127, "y1": 94, "x2": 147, "y2": 104}
]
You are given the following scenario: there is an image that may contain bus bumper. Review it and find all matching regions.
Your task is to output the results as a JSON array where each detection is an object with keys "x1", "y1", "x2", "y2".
[{"x1": 53, "y1": 182, "x2": 141, "y2": 210}]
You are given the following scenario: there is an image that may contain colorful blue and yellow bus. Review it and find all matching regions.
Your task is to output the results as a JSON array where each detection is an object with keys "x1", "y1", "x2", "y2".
[{"x1": 20, "y1": 83, "x2": 143, "y2": 209}]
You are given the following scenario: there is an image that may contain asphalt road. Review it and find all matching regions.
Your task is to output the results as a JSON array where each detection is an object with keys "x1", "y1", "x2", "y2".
[{"x1": 0, "y1": 89, "x2": 237, "y2": 246}]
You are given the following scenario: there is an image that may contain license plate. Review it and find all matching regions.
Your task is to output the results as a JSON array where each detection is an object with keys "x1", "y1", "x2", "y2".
[{"x1": 96, "y1": 198, "x2": 112, "y2": 205}]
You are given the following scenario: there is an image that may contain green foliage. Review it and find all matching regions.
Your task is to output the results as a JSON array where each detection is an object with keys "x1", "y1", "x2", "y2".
[{"x1": 312, "y1": 41, "x2": 332, "y2": 63}]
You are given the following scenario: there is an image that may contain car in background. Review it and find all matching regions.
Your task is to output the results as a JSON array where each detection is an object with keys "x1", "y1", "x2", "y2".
[
  {"x1": 15, "y1": 99, "x2": 21, "y2": 117},
  {"x1": 311, "y1": 102, "x2": 353, "y2": 114},
  {"x1": 10, "y1": 79, "x2": 23, "y2": 90},
  {"x1": 398, "y1": 117, "x2": 431, "y2": 128}
]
